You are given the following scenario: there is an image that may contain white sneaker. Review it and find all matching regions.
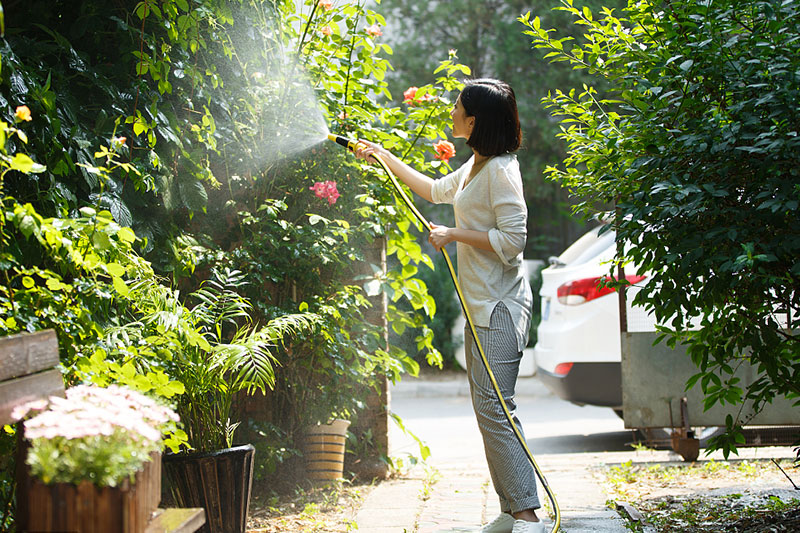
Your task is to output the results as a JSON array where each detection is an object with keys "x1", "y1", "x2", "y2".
[
  {"x1": 480, "y1": 512, "x2": 515, "y2": 533},
  {"x1": 511, "y1": 519, "x2": 546, "y2": 533}
]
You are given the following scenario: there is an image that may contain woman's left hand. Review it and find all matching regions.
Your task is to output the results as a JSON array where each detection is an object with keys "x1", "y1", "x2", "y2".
[{"x1": 428, "y1": 223, "x2": 453, "y2": 252}]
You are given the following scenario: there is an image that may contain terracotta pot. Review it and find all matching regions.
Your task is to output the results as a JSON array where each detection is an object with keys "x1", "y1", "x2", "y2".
[
  {"x1": 24, "y1": 451, "x2": 161, "y2": 533},
  {"x1": 304, "y1": 419, "x2": 350, "y2": 483},
  {"x1": 162, "y1": 444, "x2": 254, "y2": 533}
]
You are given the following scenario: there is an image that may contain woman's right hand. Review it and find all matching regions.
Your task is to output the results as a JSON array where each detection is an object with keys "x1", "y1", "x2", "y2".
[{"x1": 353, "y1": 139, "x2": 388, "y2": 164}]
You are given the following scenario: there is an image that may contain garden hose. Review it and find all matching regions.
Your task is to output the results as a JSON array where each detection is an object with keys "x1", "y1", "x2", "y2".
[{"x1": 328, "y1": 133, "x2": 561, "y2": 532}]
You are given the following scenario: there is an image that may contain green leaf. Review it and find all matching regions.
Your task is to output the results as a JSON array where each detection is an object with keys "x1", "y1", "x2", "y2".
[
  {"x1": 165, "y1": 380, "x2": 185, "y2": 396},
  {"x1": 92, "y1": 231, "x2": 111, "y2": 251},
  {"x1": 179, "y1": 180, "x2": 208, "y2": 212},
  {"x1": 117, "y1": 227, "x2": 136, "y2": 244},
  {"x1": 18, "y1": 215, "x2": 37, "y2": 238},
  {"x1": 9, "y1": 153, "x2": 43, "y2": 174},
  {"x1": 45, "y1": 278, "x2": 65, "y2": 291},
  {"x1": 106, "y1": 263, "x2": 125, "y2": 277},
  {"x1": 21, "y1": 276, "x2": 35, "y2": 289},
  {"x1": 112, "y1": 276, "x2": 130, "y2": 296}
]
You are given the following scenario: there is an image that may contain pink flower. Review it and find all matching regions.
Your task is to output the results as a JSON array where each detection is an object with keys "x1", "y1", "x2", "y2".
[
  {"x1": 365, "y1": 24, "x2": 382, "y2": 37},
  {"x1": 319, "y1": 0, "x2": 333, "y2": 10},
  {"x1": 320, "y1": 25, "x2": 333, "y2": 37},
  {"x1": 434, "y1": 140, "x2": 456, "y2": 163},
  {"x1": 10, "y1": 399, "x2": 49, "y2": 421},
  {"x1": 310, "y1": 180, "x2": 340, "y2": 206},
  {"x1": 403, "y1": 86, "x2": 418, "y2": 104}
]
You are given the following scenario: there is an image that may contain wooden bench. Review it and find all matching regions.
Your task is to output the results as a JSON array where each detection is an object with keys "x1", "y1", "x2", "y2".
[{"x1": 0, "y1": 329, "x2": 205, "y2": 533}]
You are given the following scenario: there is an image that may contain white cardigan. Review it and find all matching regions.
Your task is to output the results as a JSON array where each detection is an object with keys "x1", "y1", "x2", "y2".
[{"x1": 431, "y1": 153, "x2": 533, "y2": 350}]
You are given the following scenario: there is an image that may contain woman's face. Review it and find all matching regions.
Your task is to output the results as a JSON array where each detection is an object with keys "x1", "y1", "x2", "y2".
[{"x1": 450, "y1": 95, "x2": 474, "y2": 140}]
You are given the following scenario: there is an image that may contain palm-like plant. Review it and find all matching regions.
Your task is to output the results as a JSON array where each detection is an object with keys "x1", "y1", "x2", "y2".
[{"x1": 114, "y1": 268, "x2": 318, "y2": 452}]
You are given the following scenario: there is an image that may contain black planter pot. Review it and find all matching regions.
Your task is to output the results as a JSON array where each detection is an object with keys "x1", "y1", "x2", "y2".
[{"x1": 162, "y1": 444, "x2": 255, "y2": 533}]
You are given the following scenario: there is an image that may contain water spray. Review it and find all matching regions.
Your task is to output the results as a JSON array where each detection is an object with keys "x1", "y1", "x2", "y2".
[{"x1": 328, "y1": 133, "x2": 561, "y2": 533}]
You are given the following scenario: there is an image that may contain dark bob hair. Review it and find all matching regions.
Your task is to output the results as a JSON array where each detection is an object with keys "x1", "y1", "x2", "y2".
[{"x1": 459, "y1": 78, "x2": 522, "y2": 156}]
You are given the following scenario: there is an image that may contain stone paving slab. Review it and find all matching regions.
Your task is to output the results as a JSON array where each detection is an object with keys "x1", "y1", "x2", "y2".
[
  {"x1": 416, "y1": 469, "x2": 489, "y2": 533},
  {"x1": 355, "y1": 479, "x2": 425, "y2": 533}
]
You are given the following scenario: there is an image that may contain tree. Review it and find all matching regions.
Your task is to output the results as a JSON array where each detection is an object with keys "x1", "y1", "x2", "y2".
[{"x1": 523, "y1": 0, "x2": 799, "y2": 456}]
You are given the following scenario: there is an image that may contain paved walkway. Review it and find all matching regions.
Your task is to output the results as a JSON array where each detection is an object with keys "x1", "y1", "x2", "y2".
[
  {"x1": 355, "y1": 376, "x2": 629, "y2": 533},
  {"x1": 354, "y1": 456, "x2": 626, "y2": 533}
]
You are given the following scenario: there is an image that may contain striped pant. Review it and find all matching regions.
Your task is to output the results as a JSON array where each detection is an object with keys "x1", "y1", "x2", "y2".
[{"x1": 465, "y1": 301, "x2": 540, "y2": 514}]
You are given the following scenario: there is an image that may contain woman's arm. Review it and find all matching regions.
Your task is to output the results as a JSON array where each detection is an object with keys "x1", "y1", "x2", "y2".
[
  {"x1": 354, "y1": 140, "x2": 434, "y2": 202},
  {"x1": 428, "y1": 224, "x2": 493, "y2": 253}
]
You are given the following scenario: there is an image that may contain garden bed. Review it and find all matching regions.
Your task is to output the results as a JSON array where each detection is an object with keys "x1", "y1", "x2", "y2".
[{"x1": 602, "y1": 456, "x2": 799, "y2": 532}]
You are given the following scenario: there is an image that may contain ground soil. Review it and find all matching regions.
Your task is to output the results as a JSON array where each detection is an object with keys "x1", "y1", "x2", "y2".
[
  {"x1": 246, "y1": 479, "x2": 376, "y2": 533},
  {"x1": 600, "y1": 457, "x2": 800, "y2": 532}
]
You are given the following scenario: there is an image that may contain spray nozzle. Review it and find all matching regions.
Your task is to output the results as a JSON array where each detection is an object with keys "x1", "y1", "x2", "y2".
[{"x1": 327, "y1": 133, "x2": 363, "y2": 153}]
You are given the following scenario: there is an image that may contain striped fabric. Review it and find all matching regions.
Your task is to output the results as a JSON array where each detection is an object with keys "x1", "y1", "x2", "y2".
[{"x1": 465, "y1": 301, "x2": 540, "y2": 514}]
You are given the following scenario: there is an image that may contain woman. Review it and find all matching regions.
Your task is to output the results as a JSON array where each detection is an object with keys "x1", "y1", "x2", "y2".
[{"x1": 355, "y1": 78, "x2": 543, "y2": 533}]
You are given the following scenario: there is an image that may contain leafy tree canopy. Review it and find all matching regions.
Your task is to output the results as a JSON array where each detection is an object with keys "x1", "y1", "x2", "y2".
[{"x1": 523, "y1": 0, "x2": 799, "y2": 456}]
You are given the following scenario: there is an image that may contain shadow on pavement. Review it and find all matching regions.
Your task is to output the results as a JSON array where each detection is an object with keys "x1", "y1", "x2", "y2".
[{"x1": 528, "y1": 430, "x2": 641, "y2": 454}]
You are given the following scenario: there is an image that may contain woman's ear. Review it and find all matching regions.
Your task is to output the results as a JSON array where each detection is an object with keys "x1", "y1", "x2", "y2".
[{"x1": 467, "y1": 116, "x2": 476, "y2": 135}]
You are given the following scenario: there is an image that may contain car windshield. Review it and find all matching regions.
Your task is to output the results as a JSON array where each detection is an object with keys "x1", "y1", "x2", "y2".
[{"x1": 559, "y1": 226, "x2": 616, "y2": 266}]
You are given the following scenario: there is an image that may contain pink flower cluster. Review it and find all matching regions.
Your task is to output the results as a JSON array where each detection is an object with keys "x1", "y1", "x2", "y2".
[
  {"x1": 18, "y1": 385, "x2": 178, "y2": 445},
  {"x1": 310, "y1": 180, "x2": 340, "y2": 206}
]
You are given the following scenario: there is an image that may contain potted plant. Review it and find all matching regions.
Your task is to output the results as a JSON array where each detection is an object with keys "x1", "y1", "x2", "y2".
[
  {"x1": 12, "y1": 384, "x2": 178, "y2": 533},
  {"x1": 279, "y1": 290, "x2": 382, "y2": 484},
  {"x1": 146, "y1": 268, "x2": 315, "y2": 533}
]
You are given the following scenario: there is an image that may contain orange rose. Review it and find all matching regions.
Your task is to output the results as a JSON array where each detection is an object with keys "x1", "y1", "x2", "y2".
[
  {"x1": 365, "y1": 24, "x2": 382, "y2": 37},
  {"x1": 403, "y1": 87, "x2": 418, "y2": 104},
  {"x1": 15, "y1": 105, "x2": 32, "y2": 122},
  {"x1": 320, "y1": 25, "x2": 333, "y2": 37},
  {"x1": 319, "y1": 0, "x2": 333, "y2": 11},
  {"x1": 434, "y1": 140, "x2": 456, "y2": 163}
]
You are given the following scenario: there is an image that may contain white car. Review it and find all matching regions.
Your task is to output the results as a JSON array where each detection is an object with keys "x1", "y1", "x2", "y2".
[{"x1": 533, "y1": 225, "x2": 649, "y2": 411}]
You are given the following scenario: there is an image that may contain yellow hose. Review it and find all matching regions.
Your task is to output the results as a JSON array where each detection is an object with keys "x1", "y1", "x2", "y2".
[{"x1": 328, "y1": 134, "x2": 561, "y2": 531}]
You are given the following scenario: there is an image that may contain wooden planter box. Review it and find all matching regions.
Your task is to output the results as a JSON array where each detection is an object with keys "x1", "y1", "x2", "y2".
[
  {"x1": 162, "y1": 444, "x2": 254, "y2": 533},
  {"x1": 24, "y1": 451, "x2": 161, "y2": 533}
]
